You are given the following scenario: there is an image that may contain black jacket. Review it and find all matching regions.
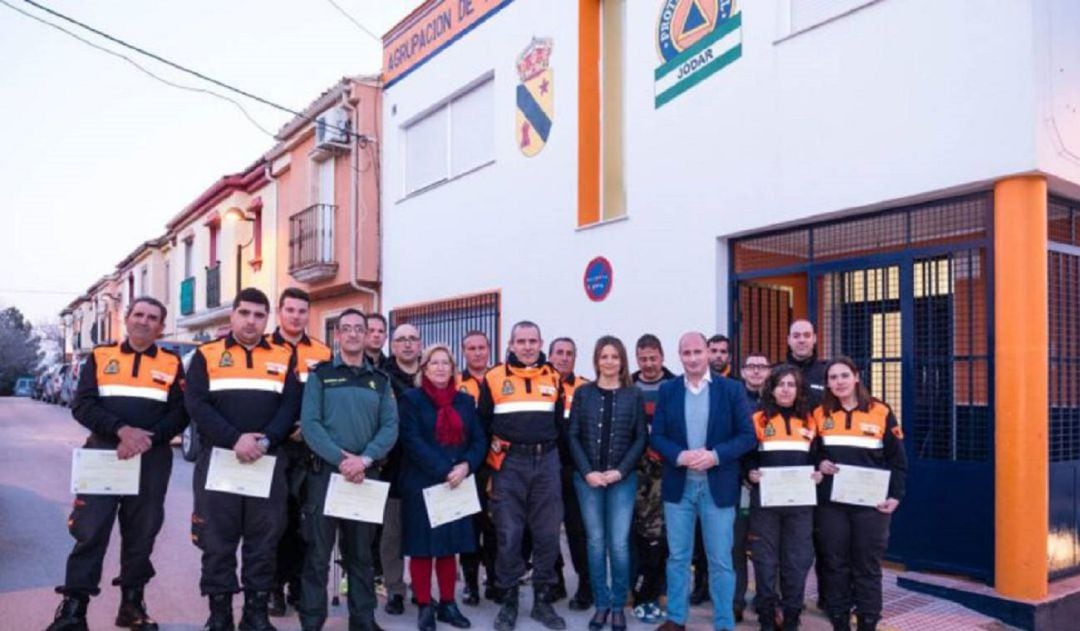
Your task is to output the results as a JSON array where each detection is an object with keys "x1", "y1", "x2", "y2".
[
  {"x1": 785, "y1": 350, "x2": 828, "y2": 407},
  {"x1": 567, "y1": 383, "x2": 647, "y2": 480},
  {"x1": 379, "y1": 355, "x2": 418, "y2": 496}
]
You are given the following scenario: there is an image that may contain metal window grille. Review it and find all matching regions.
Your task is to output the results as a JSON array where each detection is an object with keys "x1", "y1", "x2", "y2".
[
  {"x1": 289, "y1": 204, "x2": 336, "y2": 270},
  {"x1": 734, "y1": 283, "x2": 793, "y2": 366},
  {"x1": 206, "y1": 264, "x2": 221, "y2": 309},
  {"x1": 1050, "y1": 197, "x2": 1080, "y2": 462},
  {"x1": 733, "y1": 195, "x2": 990, "y2": 274},
  {"x1": 389, "y1": 292, "x2": 501, "y2": 368}
]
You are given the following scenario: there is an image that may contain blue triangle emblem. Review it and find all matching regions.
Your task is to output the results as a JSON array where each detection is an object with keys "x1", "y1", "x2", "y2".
[{"x1": 683, "y1": 1, "x2": 708, "y2": 32}]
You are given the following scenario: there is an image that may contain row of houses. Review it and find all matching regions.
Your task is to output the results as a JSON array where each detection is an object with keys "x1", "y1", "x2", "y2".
[
  {"x1": 60, "y1": 77, "x2": 381, "y2": 353},
  {"x1": 59, "y1": 0, "x2": 1080, "y2": 627}
]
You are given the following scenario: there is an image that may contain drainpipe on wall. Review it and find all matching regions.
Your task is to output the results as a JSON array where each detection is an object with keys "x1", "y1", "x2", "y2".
[{"x1": 342, "y1": 87, "x2": 381, "y2": 313}]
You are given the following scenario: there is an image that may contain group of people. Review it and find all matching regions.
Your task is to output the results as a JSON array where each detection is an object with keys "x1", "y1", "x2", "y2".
[{"x1": 46, "y1": 286, "x2": 907, "y2": 631}]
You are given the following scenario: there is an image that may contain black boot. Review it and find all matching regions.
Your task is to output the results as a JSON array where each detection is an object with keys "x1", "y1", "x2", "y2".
[
  {"x1": 530, "y1": 589, "x2": 566, "y2": 630},
  {"x1": 757, "y1": 608, "x2": 779, "y2": 631},
  {"x1": 544, "y1": 571, "x2": 567, "y2": 603},
  {"x1": 462, "y1": 567, "x2": 480, "y2": 606},
  {"x1": 436, "y1": 601, "x2": 472, "y2": 628},
  {"x1": 829, "y1": 612, "x2": 851, "y2": 631},
  {"x1": 203, "y1": 593, "x2": 235, "y2": 631},
  {"x1": 46, "y1": 594, "x2": 88, "y2": 631},
  {"x1": 385, "y1": 594, "x2": 405, "y2": 615},
  {"x1": 115, "y1": 587, "x2": 159, "y2": 630},
  {"x1": 567, "y1": 578, "x2": 592, "y2": 611},
  {"x1": 267, "y1": 588, "x2": 287, "y2": 617},
  {"x1": 689, "y1": 564, "x2": 709, "y2": 605},
  {"x1": 781, "y1": 609, "x2": 801, "y2": 631},
  {"x1": 856, "y1": 614, "x2": 880, "y2": 631},
  {"x1": 416, "y1": 604, "x2": 436, "y2": 631},
  {"x1": 238, "y1": 591, "x2": 276, "y2": 631},
  {"x1": 493, "y1": 587, "x2": 519, "y2": 631}
]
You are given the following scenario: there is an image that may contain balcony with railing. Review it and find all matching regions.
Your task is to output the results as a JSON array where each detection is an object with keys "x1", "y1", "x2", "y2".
[
  {"x1": 289, "y1": 203, "x2": 338, "y2": 283},
  {"x1": 180, "y1": 276, "x2": 195, "y2": 316},
  {"x1": 206, "y1": 263, "x2": 221, "y2": 308}
]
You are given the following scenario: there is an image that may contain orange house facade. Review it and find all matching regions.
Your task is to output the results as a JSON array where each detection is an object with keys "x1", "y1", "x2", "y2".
[{"x1": 266, "y1": 77, "x2": 383, "y2": 344}]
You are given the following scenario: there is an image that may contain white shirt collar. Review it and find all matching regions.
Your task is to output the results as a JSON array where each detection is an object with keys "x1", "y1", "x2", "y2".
[{"x1": 685, "y1": 370, "x2": 711, "y2": 395}]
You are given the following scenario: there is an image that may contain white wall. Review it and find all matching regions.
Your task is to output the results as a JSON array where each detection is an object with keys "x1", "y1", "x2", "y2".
[
  {"x1": 1035, "y1": 0, "x2": 1080, "y2": 198},
  {"x1": 381, "y1": 0, "x2": 1047, "y2": 371}
]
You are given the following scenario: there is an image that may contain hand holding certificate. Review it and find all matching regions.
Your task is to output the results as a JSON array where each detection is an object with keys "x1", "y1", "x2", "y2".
[
  {"x1": 71, "y1": 448, "x2": 141, "y2": 495},
  {"x1": 205, "y1": 447, "x2": 276, "y2": 498},
  {"x1": 424, "y1": 474, "x2": 482, "y2": 528},
  {"x1": 830, "y1": 464, "x2": 891, "y2": 507},
  {"x1": 759, "y1": 466, "x2": 817, "y2": 507},
  {"x1": 323, "y1": 474, "x2": 389, "y2": 523}
]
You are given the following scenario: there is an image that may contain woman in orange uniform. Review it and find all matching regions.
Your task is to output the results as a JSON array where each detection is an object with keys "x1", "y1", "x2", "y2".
[{"x1": 814, "y1": 357, "x2": 907, "y2": 631}]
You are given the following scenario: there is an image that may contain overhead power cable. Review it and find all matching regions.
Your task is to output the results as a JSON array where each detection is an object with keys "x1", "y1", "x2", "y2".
[
  {"x1": 1, "y1": 0, "x2": 278, "y2": 137},
  {"x1": 321, "y1": 0, "x2": 383, "y2": 43}
]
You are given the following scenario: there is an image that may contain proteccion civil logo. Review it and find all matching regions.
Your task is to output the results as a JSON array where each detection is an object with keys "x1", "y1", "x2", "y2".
[
  {"x1": 516, "y1": 37, "x2": 554, "y2": 157},
  {"x1": 654, "y1": 0, "x2": 742, "y2": 108}
]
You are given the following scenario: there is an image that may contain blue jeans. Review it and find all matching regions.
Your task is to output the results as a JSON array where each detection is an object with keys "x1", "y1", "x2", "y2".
[
  {"x1": 664, "y1": 476, "x2": 736, "y2": 629},
  {"x1": 573, "y1": 472, "x2": 637, "y2": 611}
]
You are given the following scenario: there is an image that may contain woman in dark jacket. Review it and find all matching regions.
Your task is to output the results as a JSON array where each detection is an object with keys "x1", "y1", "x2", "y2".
[
  {"x1": 568, "y1": 335, "x2": 647, "y2": 631},
  {"x1": 399, "y1": 344, "x2": 488, "y2": 631}
]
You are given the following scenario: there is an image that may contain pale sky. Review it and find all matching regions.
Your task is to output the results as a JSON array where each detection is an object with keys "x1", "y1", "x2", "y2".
[{"x1": 0, "y1": 0, "x2": 418, "y2": 324}]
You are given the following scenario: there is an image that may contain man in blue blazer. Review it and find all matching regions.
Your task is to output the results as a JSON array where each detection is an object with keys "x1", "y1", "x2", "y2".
[{"x1": 649, "y1": 332, "x2": 756, "y2": 631}]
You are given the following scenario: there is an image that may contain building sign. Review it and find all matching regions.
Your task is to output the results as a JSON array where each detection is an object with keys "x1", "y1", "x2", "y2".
[
  {"x1": 654, "y1": 0, "x2": 743, "y2": 108},
  {"x1": 383, "y1": 0, "x2": 516, "y2": 89},
  {"x1": 584, "y1": 257, "x2": 614, "y2": 302},
  {"x1": 516, "y1": 37, "x2": 554, "y2": 157}
]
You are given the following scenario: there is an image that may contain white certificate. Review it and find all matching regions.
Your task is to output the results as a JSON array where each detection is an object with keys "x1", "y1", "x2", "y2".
[
  {"x1": 323, "y1": 474, "x2": 389, "y2": 524},
  {"x1": 71, "y1": 449, "x2": 141, "y2": 495},
  {"x1": 759, "y1": 466, "x2": 818, "y2": 507},
  {"x1": 205, "y1": 447, "x2": 276, "y2": 498},
  {"x1": 830, "y1": 465, "x2": 891, "y2": 507},
  {"x1": 423, "y1": 474, "x2": 482, "y2": 529}
]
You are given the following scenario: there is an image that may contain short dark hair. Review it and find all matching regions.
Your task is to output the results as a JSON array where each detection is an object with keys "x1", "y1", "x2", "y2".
[
  {"x1": 278, "y1": 287, "x2": 310, "y2": 308},
  {"x1": 636, "y1": 333, "x2": 663, "y2": 353},
  {"x1": 707, "y1": 334, "x2": 730, "y2": 346},
  {"x1": 233, "y1": 287, "x2": 270, "y2": 311},
  {"x1": 338, "y1": 308, "x2": 366, "y2": 325},
  {"x1": 126, "y1": 296, "x2": 167, "y2": 322},
  {"x1": 743, "y1": 350, "x2": 770, "y2": 364},
  {"x1": 548, "y1": 337, "x2": 575, "y2": 355},
  {"x1": 462, "y1": 330, "x2": 489, "y2": 346},
  {"x1": 365, "y1": 313, "x2": 387, "y2": 328},
  {"x1": 510, "y1": 320, "x2": 541, "y2": 342}
]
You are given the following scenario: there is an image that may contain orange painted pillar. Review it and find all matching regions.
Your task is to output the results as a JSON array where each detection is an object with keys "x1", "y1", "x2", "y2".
[
  {"x1": 577, "y1": 0, "x2": 600, "y2": 226},
  {"x1": 994, "y1": 176, "x2": 1049, "y2": 600}
]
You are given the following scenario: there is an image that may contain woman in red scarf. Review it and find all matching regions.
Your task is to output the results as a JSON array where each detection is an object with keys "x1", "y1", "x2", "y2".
[{"x1": 398, "y1": 344, "x2": 488, "y2": 631}]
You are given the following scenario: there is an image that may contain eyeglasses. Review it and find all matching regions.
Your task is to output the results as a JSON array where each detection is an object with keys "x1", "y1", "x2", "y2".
[
  {"x1": 394, "y1": 336, "x2": 420, "y2": 343},
  {"x1": 337, "y1": 325, "x2": 366, "y2": 335},
  {"x1": 743, "y1": 364, "x2": 771, "y2": 371}
]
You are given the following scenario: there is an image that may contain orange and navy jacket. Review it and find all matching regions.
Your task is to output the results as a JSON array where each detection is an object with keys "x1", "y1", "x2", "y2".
[
  {"x1": 812, "y1": 399, "x2": 908, "y2": 501},
  {"x1": 746, "y1": 409, "x2": 816, "y2": 471},
  {"x1": 184, "y1": 333, "x2": 302, "y2": 449},
  {"x1": 561, "y1": 373, "x2": 589, "y2": 419},
  {"x1": 72, "y1": 340, "x2": 187, "y2": 446},
  {"x1": 269, "y1": 328, "x2": 332, "y2": 384},
  {"x1": 456, "y1": 370, "x2": 487, "y2": 404},
  {"x1": 477, "y1": 352, "x2": 563, "y2": 445}
]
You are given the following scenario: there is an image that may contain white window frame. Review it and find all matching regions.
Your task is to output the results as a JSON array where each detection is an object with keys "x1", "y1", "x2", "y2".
[{"x1": 776, "y1": 0, "x2": 884, "y2": 42}]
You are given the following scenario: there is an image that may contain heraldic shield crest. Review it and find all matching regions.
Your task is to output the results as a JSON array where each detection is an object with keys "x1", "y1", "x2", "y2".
[{"x1": 516, "y1": 37, "x2": 553, "y2": 157}]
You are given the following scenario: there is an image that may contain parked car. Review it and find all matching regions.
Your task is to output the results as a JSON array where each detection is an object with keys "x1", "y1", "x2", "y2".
[
  {"x1": 58, "y1": 359, "x2": 85, "y2": 408},
  {"x1": 43, "y1": 364, "x2": 68, "y2": 404},
  {"x1": 178, "y1": 349, "x2": 200, "y2": 462},
  {"x1": 32, "y1": 373, "x2": 49, "y2": 399},
  {"x1": 13, "y1": 377, "x2": 34, "y2": 397}
]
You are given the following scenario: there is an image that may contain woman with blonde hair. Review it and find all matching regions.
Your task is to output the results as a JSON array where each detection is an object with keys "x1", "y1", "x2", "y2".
[{"x1": 398, "y1": 344, "x2": 488, "y2": 630}]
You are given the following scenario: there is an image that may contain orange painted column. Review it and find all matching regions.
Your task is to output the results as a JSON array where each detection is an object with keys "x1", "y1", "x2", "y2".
[
  {"x1": 993, "y1": 176, "x2": 1049, "y2": 600},
  {"x1": 577, "y1": 0, "x2": 600, "y2": 226}
]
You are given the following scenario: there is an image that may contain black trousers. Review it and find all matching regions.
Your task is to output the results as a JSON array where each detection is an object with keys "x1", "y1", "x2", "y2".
[
  {"x1": 461, "y1": 465, "x2": 496, "y2": 585},
  {"x1": 554, "y1": 466, "x2": 590, "y2": 584},
  {"x1": 491, "y1": 449, "x2": 563, "y2": 591},
  {"x1": 816, "y1": 503, "x2": 891, "y2": 619},
  {"x1": 60, "y1": 442, "x2": 173, "y2": 596},
  {"x1": 733, "y1": 507, "x2": 750, "y2": 610},
  {"x1": 274, "y1": 440, "x2": 309, "y2": 590},
  {"x1": 298, "y1": 467, "x2": 379, "y2": 631},
  {"x1": 631, "y1": 533, "x2": 667, "y2": 604},
  {"x1": 749, "y1": 506, "x2": 814, "y2": 615},
  {"x1": 192, "y1": 447, "x2": 287, "y2": 595}
]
